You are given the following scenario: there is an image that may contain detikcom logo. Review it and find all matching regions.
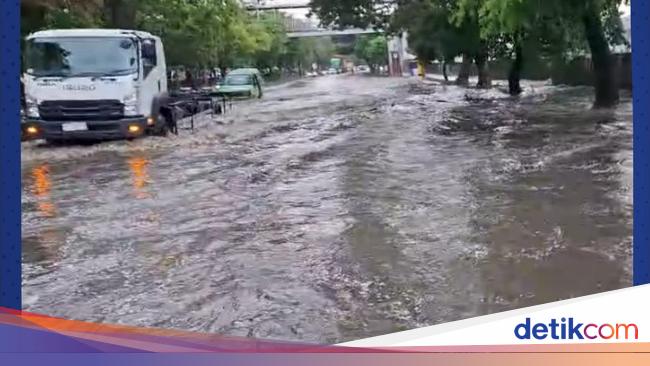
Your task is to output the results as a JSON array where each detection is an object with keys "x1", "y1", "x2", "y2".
[{"x1": 515, "y1": 318, "x2": 639, "y2": 340}]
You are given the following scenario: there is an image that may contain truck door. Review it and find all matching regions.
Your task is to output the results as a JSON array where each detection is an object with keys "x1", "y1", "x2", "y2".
[{"x1": 140, "y1": 38, "x2": 165, "y2": 117}]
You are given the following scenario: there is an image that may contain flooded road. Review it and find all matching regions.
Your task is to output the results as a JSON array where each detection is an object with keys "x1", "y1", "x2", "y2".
[{"x1": 21, "y1": 75, "x2": 632, "y2": 343}]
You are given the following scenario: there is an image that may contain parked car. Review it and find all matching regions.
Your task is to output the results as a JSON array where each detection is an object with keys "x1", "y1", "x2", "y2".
[
  {"x1": 356, "y1": 65, "x2": 370, "y2": 73},
  {"x1": 215, "y1": 68, "x2": 264, "y2": 99}
]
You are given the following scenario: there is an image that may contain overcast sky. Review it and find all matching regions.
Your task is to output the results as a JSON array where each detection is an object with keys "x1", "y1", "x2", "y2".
[{"x1": 620, "y1": 2, "x2": 631, "y2": 15}]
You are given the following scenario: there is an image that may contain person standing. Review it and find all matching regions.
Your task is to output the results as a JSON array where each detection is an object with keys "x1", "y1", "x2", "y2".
[
  {"x1": 185, "y1": 69, "x2": 194, "y2": 89},
  {"x1": 417, "y1": 60, "x2": 426, "y2": 80}
]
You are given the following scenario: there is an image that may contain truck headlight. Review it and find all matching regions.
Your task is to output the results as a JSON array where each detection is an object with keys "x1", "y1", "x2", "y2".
[
  {"x1": 25, "y1": 95, "x2": 39, "y2": 118},
  {"x1": 123, "y1": 91, "x2": 138, "y2": 116}
]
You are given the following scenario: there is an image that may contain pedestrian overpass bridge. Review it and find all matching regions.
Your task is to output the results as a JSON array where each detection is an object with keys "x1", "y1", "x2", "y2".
[
  {"x1": 243, "y1": 0, "x2": 378, "y2": 38},
  {"x1": 243, "y1": 0, "x2": 408, "y2": 76},
  {"x1": 286, "y1": 28, "x2": 379, "y2": 38}
]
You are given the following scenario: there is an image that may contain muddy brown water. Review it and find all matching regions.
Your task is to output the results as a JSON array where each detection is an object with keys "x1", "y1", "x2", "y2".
[{"x1": 21, "y1": 75, "x2": 632, "y2": 343}]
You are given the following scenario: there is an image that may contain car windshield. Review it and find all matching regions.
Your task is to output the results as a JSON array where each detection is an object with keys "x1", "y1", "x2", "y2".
[
  {"x1": 25, "y1": 37, "x2": 138, "y2": 77},
  {"x1": 225, "y1": 74, "x2": 252, "y2": 86}
]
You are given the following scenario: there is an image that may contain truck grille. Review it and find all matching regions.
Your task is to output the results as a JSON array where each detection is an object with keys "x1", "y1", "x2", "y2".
[{"x1": 38, "y1": 100, "x2": 125, "y2": 121}]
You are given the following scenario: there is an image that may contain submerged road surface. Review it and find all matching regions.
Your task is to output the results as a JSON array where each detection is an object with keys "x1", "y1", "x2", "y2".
[{"x1": 22, "y1": 75, "x2": 632, "y2": 343}]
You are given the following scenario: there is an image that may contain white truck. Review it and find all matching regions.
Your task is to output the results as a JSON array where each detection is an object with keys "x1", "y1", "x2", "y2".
[{"x1": 22, "y1": 29, "x2": 173, "y2": 141}]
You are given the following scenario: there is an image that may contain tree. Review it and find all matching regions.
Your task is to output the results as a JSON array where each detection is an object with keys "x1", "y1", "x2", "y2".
[
  {"x1": 580, "y1": 0, "x2": 621, "y2": 107},
  {"x1": 137, "y1": 0, "x2": 275, "y2": 73},
  {"x1": 213, "y1": 1, "x2": 269, "y2": 73},
  {"x1": 354, "y1": 35, "x2": 388, "y2": 73},
  {"x1": 453, "y1": 0, "x2": 490, "y2": 88},
  {"x1": 475, "y1": 0, "x2": 627, "y2": 106},
  {"x1": 311, "y1": 37, "x2": 337, "y2": 68},
  {"x1": 21, "y1": 0, "x2": 102, "y2": 38},
  {"x1": 313, "y1": 0, "x2": 485, "y2": 86},
  {"x1": 390, "y1": 0, "x2": 448, "y2": 80},
  {"x1": 105, "y1": 0, "x2": 137, "y2": 28},
  {"x1": 313, "y1": 0, "x2": 627, "y2": 104},
  {"x1": 21, "y1": 0, "x2": 102, "y2": 18},
  {"x1": 309, "y1": 0, "x2": 393, "y2": 30},
  {"x1": 18, "y1": 0, "x2": 390, "y2": 82},
  {"x1": 252, "y1": 12, "x2": 289, "y2": 74},
  {"x1": 508, "y1": 40, "x2": 523, "y2": 95},
  {"x1": 21, "y1": 0, "x2": 137, "y2": 29},
  {"x1": 283, "y1": 37, "x2": 337, "y2": 75}
]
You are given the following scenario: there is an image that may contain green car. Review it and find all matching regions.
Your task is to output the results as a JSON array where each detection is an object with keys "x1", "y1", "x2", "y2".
[{"x1": 215, "y1": 68, "x2": 264, "y2": 99}]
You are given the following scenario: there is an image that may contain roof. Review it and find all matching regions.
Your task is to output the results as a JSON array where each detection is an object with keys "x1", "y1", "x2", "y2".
[{"x1": 27, "y1": 29, "x2": 157, "y2": 40}]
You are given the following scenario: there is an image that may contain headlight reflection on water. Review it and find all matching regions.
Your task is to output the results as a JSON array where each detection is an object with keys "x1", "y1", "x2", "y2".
[
  {"x1": 127, "y1": 155, "x2": 151, "y2": 200},
  {"x1": 31, "y1": 164, "x2": 56, "y2": 218}
]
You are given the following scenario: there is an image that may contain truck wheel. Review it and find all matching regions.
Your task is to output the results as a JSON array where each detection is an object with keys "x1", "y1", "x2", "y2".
[{"x1": 153, "y1": 113, "x2": 169, "y2": 137}]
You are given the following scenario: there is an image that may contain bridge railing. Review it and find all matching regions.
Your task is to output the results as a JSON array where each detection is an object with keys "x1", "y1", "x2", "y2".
[{"x1": 243, "y1": 0, "x2": 311, "y2": 11}]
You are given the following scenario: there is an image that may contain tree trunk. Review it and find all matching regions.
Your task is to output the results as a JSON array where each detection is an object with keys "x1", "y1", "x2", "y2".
[
  {"x1": 583, "y1": 5, "x2": 619, "y2": 108},
  {"x1": 455, "y1": 54, "x2": 471, "y2": 86},
  {"x1": 105, "y1": 0, "x2": 137, "y2": 29},
  {"x1": 508, "y1": 43, "x2": 523, "y2": 95},
  {"x1": 442, "y1": 61, "x2": 448, "y2": 82},
  {"x1": 475, "y1": 43, "x2": 491, "y2": 88},
  {"x1": 475, "y1": 59, "x2": 491, "y2": 88}
]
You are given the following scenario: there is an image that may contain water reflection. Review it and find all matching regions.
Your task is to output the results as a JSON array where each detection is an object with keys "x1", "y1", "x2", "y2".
[
  {"x1": 23, "y1": 163, "x2": 67, "y2": 266},
  {"x1": 127, "y1": 155, "x2": 151, "y2": 199},
  {"x1": 30, "y1": 164, "x2": 57, "y2": 218}
]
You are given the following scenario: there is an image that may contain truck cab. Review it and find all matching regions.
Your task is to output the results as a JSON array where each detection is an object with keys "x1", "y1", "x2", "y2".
[{"x1": 22, "y1": 29, "x2": 170, "y2": 141}]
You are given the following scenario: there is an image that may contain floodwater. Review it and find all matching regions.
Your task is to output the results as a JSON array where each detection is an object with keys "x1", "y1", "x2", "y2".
[{"x1": 21, "y1": 75, "x2": 633, "y2": 344}]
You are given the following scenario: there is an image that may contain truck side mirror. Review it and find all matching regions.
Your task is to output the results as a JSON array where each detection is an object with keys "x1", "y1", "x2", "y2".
[
  {"x1": 142, "y1": 40, "x2": 156, "y2": 60},
  {"x1": 141, "y1": 39, "x2": 157, "y2": 77}
]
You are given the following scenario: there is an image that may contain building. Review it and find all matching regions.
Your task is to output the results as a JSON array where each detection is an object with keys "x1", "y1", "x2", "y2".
[{"x1": 387, "y1": 32, "x2": 416, "y2": 77}]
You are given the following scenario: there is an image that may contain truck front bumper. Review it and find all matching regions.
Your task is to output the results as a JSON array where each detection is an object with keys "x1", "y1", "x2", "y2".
[{"x1": 23, "y1": 117, "x2": 149, "y2": 141}]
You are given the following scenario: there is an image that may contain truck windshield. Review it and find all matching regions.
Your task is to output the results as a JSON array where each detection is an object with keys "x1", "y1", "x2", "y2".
[
  {"x1": 25, "y1": 37, "x2": 138, "y2": 77},
  {"x1": 224, "y1": 75, "x2": 252, "y2": 86}
]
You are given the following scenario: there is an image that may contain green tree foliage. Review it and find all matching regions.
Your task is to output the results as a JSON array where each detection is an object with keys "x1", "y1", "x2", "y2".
[
  {"x1": 390, "y1": 0, "x2": 440, "y2": 63},
  {"x1": 20, "y1": 0, "x2": 337, "y2": 77},
  {"x1": 309, "y1": 0, "x2": 393, "y2": 29},
  {"x1": 105, "y1": 0, "x2": 137, "y2": 28},
  {"x1": 389, "y1": 0, "x2": 477, "y2": 83},
  {"x1": 252, "y1": 12, "x2": 289, "y2": 72},
  {"x1": 283, "y1": 37, "x2": 337, "y2": 74},
  {"x1": 312, "y1": 0, "x2": 484, "y2": 85},
  {"x1": 137, "y1": 0, "x2": 268, "y2": 69},
  {"x1": 354, "y1": 35, "x2": 388, "y2": 73},
  {"x1": 311, "y1": 0, "x2": 628, "y2": 106},
  {"x1": 21, "y1": 0, "x2": 102, "y2": 39},
  {"x1": 467, "y1": 0, "x2": 628, "y2": 106}
]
